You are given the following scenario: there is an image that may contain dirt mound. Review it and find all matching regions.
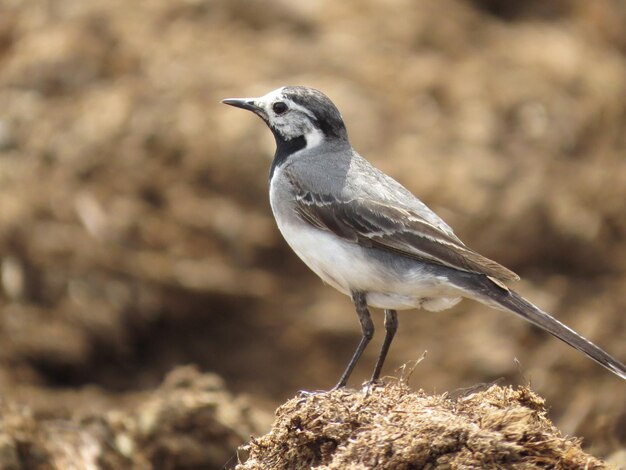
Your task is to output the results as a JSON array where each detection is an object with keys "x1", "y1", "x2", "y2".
[
  {"x1": 239, "y1": 381, "x2": 606, "y2": 469},
  {"x1": 0, "y1": 366, "x2": 265, "y2": 469}
]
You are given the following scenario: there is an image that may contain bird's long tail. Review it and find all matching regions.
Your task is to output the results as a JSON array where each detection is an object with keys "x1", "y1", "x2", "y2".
[{"x1": 455, "y1": 274, "x2": 626, "y2": 380}]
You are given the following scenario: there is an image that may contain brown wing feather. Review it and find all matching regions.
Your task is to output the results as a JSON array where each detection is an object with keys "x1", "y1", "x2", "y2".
[{"x1": 289, "y1": 176, "x2": 519, "y2": 282}]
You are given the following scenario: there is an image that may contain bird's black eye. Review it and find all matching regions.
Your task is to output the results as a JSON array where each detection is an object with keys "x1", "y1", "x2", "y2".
[{"x1": 272, "y1": 101, "x2": 288, "y2": 115}]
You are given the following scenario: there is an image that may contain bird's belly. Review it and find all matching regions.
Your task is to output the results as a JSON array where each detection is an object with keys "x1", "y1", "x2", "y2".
[{"x1": 273, "y1": 217, "x2": 461, "y2": 311}]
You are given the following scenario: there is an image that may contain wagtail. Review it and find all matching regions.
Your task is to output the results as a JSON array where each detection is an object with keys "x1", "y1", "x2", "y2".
[{"x1": 222, "y1": 86, "x2": 626, "y2": 388}]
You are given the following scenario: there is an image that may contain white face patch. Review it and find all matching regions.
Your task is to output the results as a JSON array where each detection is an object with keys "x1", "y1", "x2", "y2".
[
  {"x1": 304, "y1": 127, "x2": 323, "y2": 149},
  {"x1": 257, "y1": 87, "x2": 286, "y2": 107},
  {"x1": 250, "y1": 87, "x2": 325, "y2": 150}
]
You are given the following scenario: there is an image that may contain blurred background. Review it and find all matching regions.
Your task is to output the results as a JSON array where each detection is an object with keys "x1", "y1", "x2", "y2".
[{"x1": 0, "y1": 0, "x2": 625, "y2": 463}]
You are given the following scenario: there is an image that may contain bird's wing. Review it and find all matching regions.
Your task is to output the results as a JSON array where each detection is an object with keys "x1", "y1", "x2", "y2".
[{"x1": 287, "y1": 173, "x2": 519, "y2": 282}]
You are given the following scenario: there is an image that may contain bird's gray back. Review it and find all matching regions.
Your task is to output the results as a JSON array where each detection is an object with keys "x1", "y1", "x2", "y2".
[{"x1": 284, "y1": 147, "x2": 459, "y2": 239}]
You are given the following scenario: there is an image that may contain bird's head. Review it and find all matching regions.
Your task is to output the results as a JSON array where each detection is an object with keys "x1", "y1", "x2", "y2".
[{"x1": 222, "y1": 86, "x2": 348, "y2": 150}]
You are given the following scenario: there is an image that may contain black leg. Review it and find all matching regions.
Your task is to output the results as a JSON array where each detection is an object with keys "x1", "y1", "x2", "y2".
[
  {"x1": 334, "y1": 291, "x2": 374, "y2": 389},
  {"x1": 371, "y1": 309, "x2": 398, "y2": 382}
]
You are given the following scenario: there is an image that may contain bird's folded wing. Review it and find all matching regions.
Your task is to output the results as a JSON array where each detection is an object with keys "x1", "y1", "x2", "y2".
[{"x1": 290, "y1": 181, "x2": 519, "y2": 282}]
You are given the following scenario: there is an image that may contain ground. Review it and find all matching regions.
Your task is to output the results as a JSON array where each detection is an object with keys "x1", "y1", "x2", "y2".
[{"x1": 0, "y1": 0, "x2": 625, "y2": 468}]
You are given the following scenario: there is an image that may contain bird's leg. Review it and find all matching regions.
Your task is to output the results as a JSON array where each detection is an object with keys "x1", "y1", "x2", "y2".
[
  {"x1": 371, "y1": 309, "x2": 398, "y2": 382},
  {"x1": 333, "y1": 291, "x2": 373, "y2": 389}
]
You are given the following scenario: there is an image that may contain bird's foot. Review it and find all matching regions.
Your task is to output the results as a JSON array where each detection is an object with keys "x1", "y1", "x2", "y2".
[
  {"x1": 296, "y1": 389, "x2": 326, "y2": 398},
  {"x1": 361, "y1": 378, "x2": 385, "y2": 395},
  {"x1": 331, "y1": 379, "x2": 348, "y2": 391}
]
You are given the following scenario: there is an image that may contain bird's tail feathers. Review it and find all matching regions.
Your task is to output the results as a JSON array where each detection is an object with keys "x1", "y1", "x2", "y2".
[{"x1": 454, "y1": 274, "x2": 626, "y2": 381}]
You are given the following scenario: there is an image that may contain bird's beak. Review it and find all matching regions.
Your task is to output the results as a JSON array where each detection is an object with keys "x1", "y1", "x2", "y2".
[{"x1": 221, "y1": 98, "x2": 261, "y2": 113}]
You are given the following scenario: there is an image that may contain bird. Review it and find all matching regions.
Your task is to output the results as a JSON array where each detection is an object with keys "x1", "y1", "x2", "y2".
[{"x1": 222, "y1": 86, "x2": 626, "y2": 388}]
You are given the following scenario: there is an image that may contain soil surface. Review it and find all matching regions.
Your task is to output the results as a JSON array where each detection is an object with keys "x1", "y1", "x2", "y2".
[{"x1": 0, "y1": 0, "x2": 625, "y2": 467}]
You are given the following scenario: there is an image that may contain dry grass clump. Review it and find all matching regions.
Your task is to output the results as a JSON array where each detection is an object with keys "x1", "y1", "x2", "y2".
[{"x1": 239, "y1": 381, "x2": 606, "y2": 469}]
